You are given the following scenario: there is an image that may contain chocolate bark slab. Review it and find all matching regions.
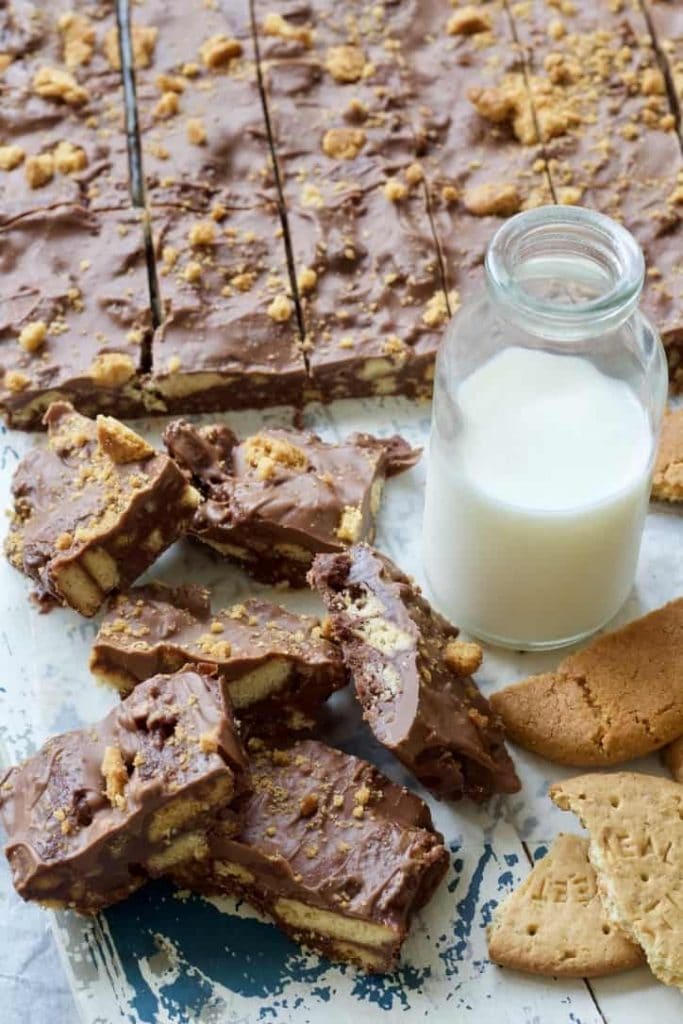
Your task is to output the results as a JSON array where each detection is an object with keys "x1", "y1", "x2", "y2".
[
  {"x1": 0, "y1": 76, "x2": 130, "y2": 210},
  {"x1": 128, "y1": 0, "x2": 274, "y2": 206},
  {"x1": 0, "y1": 203, "x2": 153, "y2": 428},
  {"x1": 0, "y1": 0, "x2": 132, "y2": 208},
  {"x1": 90, "y1": 583, "x2": 346, "y2": 728},
  {"x1": 0, "y1": 666, "x2": 249, "y2": 913},
  {"x1": 310, "y1": 544, "x2": 520, "y2": 801},
  {"x1": 0, "y1": 0, "x2": 123, "y2": 89},
  {"x1": 170, "y1": 738, "x2": 449, "y2": 972},
  {"x1": 5, "y1": 402, "x2": 199, "y2": 616},
  {"x1": 146, "y1": 201, "x2": 307, "y2": 413},
  {"x1": 259, "y1": 53, "x2": 418, "y2": 193},
  {"x1": 287, "y1": 182, "x2": 451, "y2": 402},
  {"x1": 508, "y1": 0, "x2": 683, "y2": 388},
  {"x1": 163, "y1": 418, "x2": 420, "y2": 586}
]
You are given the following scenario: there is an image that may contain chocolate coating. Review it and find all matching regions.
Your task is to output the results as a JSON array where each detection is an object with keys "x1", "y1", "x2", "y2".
[
  {"x1": 163, "y1": 418, "x2": 421, "y2": 585},
  {"x1": 310, "y1": 544, "x2": 520, "y2": 801},
  {"x1": 0, "y1": 666, "x2": 249, "y2": 913},
  {"x1": 5, "y1": 402, "x2": 199, "y2": 616},
  {"x1": 91, "y1": 583, "x2": 346, "y2": 726},
  {"x1": 170, "y1": 738, "x2": 449, "y2": 972},
  {"x1": 287, "y1": 185, "x2": 449, "y2": 401},
  {"x1": 509, "y1": 0, "x2": 683, "y2": 383},
  {"x1": 148, "y1": 202, "x2": 307, "y2": 413},
  {"x1": 0, "y1": 203, "x2": 152, "y2": 428}
]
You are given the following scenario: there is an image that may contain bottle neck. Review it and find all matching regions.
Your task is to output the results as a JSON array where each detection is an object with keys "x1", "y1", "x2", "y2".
[{"x1": 485, "y1": 206, "x2": 645, "y2": 342}]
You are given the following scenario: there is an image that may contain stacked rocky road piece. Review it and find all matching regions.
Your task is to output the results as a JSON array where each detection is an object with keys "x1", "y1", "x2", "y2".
[{"x1": 2, "y1": 0, "x2": 683, "y2": 428}]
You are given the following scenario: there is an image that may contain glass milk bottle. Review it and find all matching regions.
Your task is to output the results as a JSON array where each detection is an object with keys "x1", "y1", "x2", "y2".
[{"x1": 423, "y1": 206, "x2": 668, "y2": 650}]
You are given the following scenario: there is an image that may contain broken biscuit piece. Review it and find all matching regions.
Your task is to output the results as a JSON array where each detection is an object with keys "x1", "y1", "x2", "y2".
[
  {"x1": 163, "y1": 420, "x2": 420, "y2": 586},
  {"x1": 169, "y1": 738, "x2": 449, "y2": 972},
  {"x1": 5, "y1": 403, "x2": 199, "y2": 616},
  {"x1": 90, "y1": 583, "x2": 345, "y2": 729},
  {"x1": 0, "y1": 666, "x2": 248, "y2": 913},
  {"x1": 310, "y1": 544, "x2": 520, "y2": 801},
  {"x1": 488, "y1": 834, "x2": 643, "y2": 978}
]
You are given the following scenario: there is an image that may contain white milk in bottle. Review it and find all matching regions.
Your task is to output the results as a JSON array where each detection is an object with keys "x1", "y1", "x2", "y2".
[{"x1": 423, "y1": 347, "x2": 654, "y2": 648}]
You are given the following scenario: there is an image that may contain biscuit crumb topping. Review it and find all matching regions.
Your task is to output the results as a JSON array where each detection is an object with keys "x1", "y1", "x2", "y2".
[
  {"x1": 322, "y1": 128, "x2": 366, "y2": 160},
  {"x1": 18, "y1": 321, "x2": 47, "y2": 353},
  {"x1": 96, "y1": 416, "x2": 155, "y2": 464},
  {"x1": 0, "y1": 144, "x2": 24, "y2": 170},
  {"x1": 243, "y1": 434, "x2": 309, "y2": 479},
  {"x1": 267, "y1": 294, "x2": 294, "y2": 322},
  {"x1": 383, "y1": 177, "x2": 408, "y2": 202},
  {"x1": 87, "y1": 353, "x2": 136, "y2": 387},
  {"x1": 199, "y1": 34, "x2": 243, "y2": 69},
  {"x1": 101, "y1": 746, "x2": 128, "y2": 810},
  {"x1": 325, "y1": 45, "x2": 367, "y2": 83},
  {"x1": 186, "y1": 117, "x2": 207, "y2": 145},
  {"x1": 33, "y1": 66, "x2": 88, "y2": 106},
  {"x1": 25, "y1": 153, "x2": 54, "y2": 188},
  {"x1": 104, "y1": 25, "x2": 157, "y2": 70},
  {"x1": 464, "y1": 182, "x2": 522, "y2": 217},
  {"x1": 262, "y1": 12, "x2": 313, "y2": 47},
  {"x1": 297, "y1": 267, "x2": 318, "y2": 292},
  {"x1": 447, "y1": 6, "x2": 492, "y2": 35},
  {"x1": 444, "y1": 640, "x2": 483, "y2": 676},
  {"x1": 336, "y1": 505, "x2": 363, "y2": 543},
  {"x1": 53, "y1": 141, "x2": 87, "y2": 174},
  {"x1": 422, "y1": 292, "x2": 450, "y2": 328},
  {"x1": 188, "y1": 221, "x2": 216, "y2": 247},
  {"x1": 58, "y1": 12, "x2": 96, "y2": 68}
]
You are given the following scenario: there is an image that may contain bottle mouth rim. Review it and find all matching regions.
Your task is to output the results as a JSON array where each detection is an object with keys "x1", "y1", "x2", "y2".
[{"x1": 485, "y1": 206, "x2": 645, "y2": 333}]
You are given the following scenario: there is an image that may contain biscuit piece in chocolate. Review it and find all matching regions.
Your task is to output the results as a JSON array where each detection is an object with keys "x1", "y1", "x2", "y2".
[
  {"x1": 90, "y1": 583, "x2": 346, "y2": 727},
  {"x1": 163, "y1": 419, "x2": 421, "y2": 586},
  {"x1": 0, "y1": 666, "x2": 249, "y2": 913},
  {"x1": 5, "y1": 403, "x2": 199, "y2": 616},
  {"x1": 310, "y1": 545, "x2": 520, "y2": 801},
  {"x1": 170, "y1": 738, "x2": 449, "y2": 972},
  {"x1": 0, "y1": 203, "x2": 152, "y2": 429},
  {"x1": 148, "y1": 202, "x2": 307, "y2": 414}
]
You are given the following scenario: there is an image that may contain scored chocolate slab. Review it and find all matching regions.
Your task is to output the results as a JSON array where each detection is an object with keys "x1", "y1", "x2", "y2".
[
  {"x1": 289, "y1": 183, "x2": 452, "y2": 401},
  {"x1": 128, "y1": 0, "x2": 273, "y2": 206},
  {"x1": 90, "y1": 582, "x2": 346, "y2": 729},
  {"x1": 310, "y1": 544, "x2": 520, "y2": 802},
  {"x1": 0, "y1": 203, "x2": 154, "y2": 428},
  {"x1": 147, "y1": 200, "x2": 306, "y2": 413},
  {"x1": 508, "y1": 0, "x2": 683, "y2": 386},
  {"x1": 0, "y1": 2, "x2": 131, "y2": 209},
  {"x1": 163, "y1": 417, "x2": 420, "y2": 586},
  {"x1": 169, "y1": 737, "x2": 449, "y2": 972},
  {"x1": 399, "y1": 0, "x2": 552, "y2": 314},
  {"x1": 0, "y1": 665, "x2": 249, "y2": 913}
]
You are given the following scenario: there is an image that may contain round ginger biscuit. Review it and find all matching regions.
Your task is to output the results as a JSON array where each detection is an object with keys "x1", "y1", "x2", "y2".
[{"x1": 490, "y1": 598, "x2": 683, "y2": 766}]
